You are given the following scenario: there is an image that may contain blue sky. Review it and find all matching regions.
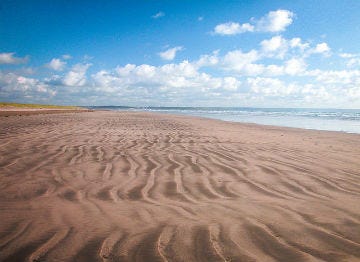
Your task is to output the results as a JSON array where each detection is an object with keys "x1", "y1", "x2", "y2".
[{"x1": 1, "y1": 0, "x2": 360, "y2": 108}]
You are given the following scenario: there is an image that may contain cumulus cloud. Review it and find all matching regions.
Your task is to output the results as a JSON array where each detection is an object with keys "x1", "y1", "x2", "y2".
[
  {"x1": 256, "y1": 9, "x2": 294, "y2": 32},
  {"x1": 222, "y1": 77, "x2": 241, "y2": 91},
  {"x1": 47, "y1": 58, "x2": 66, "y2": 71},
  {"x1": 159, "y1": 46, "x2": 183, "y2": 61},
  {"x1": 0, "y1": 52, "x2": 28, "y2": 64},
  {"x1": 213, "y1": 9, "x2": 294, "y2": 35},
  {"x1": 222, "y1": 49, "x2": 260, "y2": 73},
  {"x1": 0, "y1": 71, "x2": 56, "y2": 98},
  {"x1": 246, "y1": 77, "x2": 335, "y2": 105},
  {"x1": 284, "y1": 58, "x2": 307, "y2": 75},
  {"x1": 91, "y1": 60, "x2": 241, "y2": 96},
  {"x1": 196, "y1": 36, "x2": 328, "y2": 78},
  {"x1": 308, "y1": 42, "x2": 331, "y2": 57},
  {"x1": 289, "y1": 38, "x2": 309, "y2": 51},
  {"x1": 313, "y1": 43, "x2": 330, "y2": 53},
  {"x1": 214, "y1": 22, "x2": 254, "y2": 35},
  {"x1": 87, "y1": 59, "x2": 358, "y2": 107},
  {"x1": 286, "y1": 42, "x2": 331, "y2": 58},
  {"x1": 248, "y1": 77, "x2": 289, "y2": 96},
  {"x1": 195, "y1": 51, "x2": 219, "y2": 67},
  {"x1": 261, "y1": 36, "x2": 285, "y2": 52},
  {"x1": 216, "y1": 49, "x2": 277, "y2": 77},
  {"x1": 260, "y1": 36, "x2": 312, "y2": 59},
  {"x1": 152, "y1": 11, "x2": 165, "y2": 19},
  {"x1": 2, "y1": 32, "x2": 360, "y2": 107},
  {"x1": 260, "y1": 35, "x2": 288, "y2": 58},
  {"x1": 63, "y1": 63, "x2": 91, "y2": 86},
  {"x1": 309, "y1": 69, "x2": 360, "y2": 84},
  {"x1": 259, "y1": 36, "x2": 331, "y2": 61}
]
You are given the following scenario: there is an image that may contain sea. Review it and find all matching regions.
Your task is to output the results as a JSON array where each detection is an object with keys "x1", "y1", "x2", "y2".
[{"x1": 89, "y1": 106, "x2": 360, "y2": 134}]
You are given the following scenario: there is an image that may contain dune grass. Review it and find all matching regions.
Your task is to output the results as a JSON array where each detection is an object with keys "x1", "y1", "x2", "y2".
[{"x1": 0, "y1": 102, "x2": 83, "y2": 110}]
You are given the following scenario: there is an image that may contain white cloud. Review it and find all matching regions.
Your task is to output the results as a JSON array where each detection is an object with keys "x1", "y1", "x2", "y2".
[
  {"x1": 313, "y1": 43, "x2": 330, "y2": 54},
  {"x1": 222, "y1": 77, "x2": 241, "y2": 91},
  {"x1": 152, "y1": 11, "x2": 165, "y2": 19},
  {"x1": 248, "y1": 77, "x2": 291, "y2": 96},
  {"x1": 198, "y1": 16, "x2": 204, "y2": 21},
  {"x1": 2, "y1": 32, "x2": 360, "y2": 108},
  {"x1": 260, "y1": 35, "x2": 288, "y2": 58},
  {"x1": 134, "y1": 64, "x2": 157, "y2": 78},
  {"x1": 223, "y1": 49, "x2": 260, "y2": 73},
  {"x1": 339, "y1": 53, "x2": 356, "y2": 58},
  {"x1": 246, "y1": 77, "x2": 333, "y2": 103},
  {"x1": 0, "y1": 71, "x2": 55, "y2": 97},
  {"x1": 63, "y1": 63, "x2": 91, "y2": 86},
  {"x1": 289, "y1": 38, "x2": 309, "y2": 51},
  {"x1": 338, "y1": 53, "x2": 360, "y2": 68},
  {"x1": 260, "y1": 36, "x2": 313, "y2": 59},
  {"x1": 92, "y1": 60, "x2": 240, "y2": 96},
  {"x1": 0, "y1": 53, "x2": 28, "y2": 64},
  {"x1": 196, "y1": 43, "x2": 311, "y2": 77},
  {"x1": 116, "y1": 64, "x2": 136, "y2": 76},
  {"x1": 265, "y1": 64, "x2": 284, "y2": 76},
  {"x1": 159, "y1": 46, "x2": 183, "y2": 61},
  {"x1": 92, "y1": 70, "x2": 125, "y2": 93},
  {"x1": 200, "y1": 38, "x2": 316, "y2": 77},
  {"x1": 261, "y1": 36, "x2": 285, "y2": 52},
  {"x1": 47, "y1": 58, "x2": 66, "y2": 71},
  {"x1": 259, "y1": 36, "x2": 331, "y2": 62},
  {"x1": 213, "y1": 22, "x2": 254, "y2": 35},
  {"x1": 309, "y1": 69, "x2": 360, "y2": 84},
  {"x1": 284, "y1": 58, "x2": 306, "y2": 75},
  {"x1": 256, "y1": 9, "x2": 294, "y2": 32},
  {"x1": 213, "y1": 9, "x2": 294, "y2": 36},
  {"x1": 192, "y1": 36, "x2": 343, "y2": 81},
  {"x1": 195, "y1": 51, "x2": 219, "y2": 67}
]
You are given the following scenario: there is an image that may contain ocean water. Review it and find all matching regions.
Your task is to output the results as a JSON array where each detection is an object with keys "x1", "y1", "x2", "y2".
[{"x1": 89, "y1": 106, "x2": 360, "y2": 134}]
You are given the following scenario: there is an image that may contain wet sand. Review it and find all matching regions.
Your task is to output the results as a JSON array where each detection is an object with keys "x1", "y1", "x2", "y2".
[{"x1": 0, "y1": 111, "x2": 360, "y2": 262}]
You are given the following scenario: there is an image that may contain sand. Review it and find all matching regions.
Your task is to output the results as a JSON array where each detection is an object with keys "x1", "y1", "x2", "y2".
[
  {"x1": 0, "y1": 111, "x2": 360, "y2": 262},
  {"x1": 0, "y1": 107, "x2": 91, "y2": 117}
]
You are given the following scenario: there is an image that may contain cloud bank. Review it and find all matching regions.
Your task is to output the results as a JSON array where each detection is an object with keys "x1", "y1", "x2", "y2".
[{"x1": 1, "y1": 10, "x2": 359, "y2": 108}]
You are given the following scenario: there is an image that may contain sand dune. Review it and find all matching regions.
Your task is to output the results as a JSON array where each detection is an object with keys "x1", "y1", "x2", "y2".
[{"x1": 0, "y1": 111, "x2": 360, "y2": 261}]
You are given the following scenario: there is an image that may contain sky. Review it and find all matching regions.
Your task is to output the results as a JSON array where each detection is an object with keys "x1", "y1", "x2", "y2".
[{"x1": 1, "y1": 0, "x2": 360, "y2": 108}]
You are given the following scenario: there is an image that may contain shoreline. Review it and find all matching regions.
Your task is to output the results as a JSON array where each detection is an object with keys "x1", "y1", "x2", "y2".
[
  {"x1": 145, "y1": 110, "x2": 360, "y2": 135},
  {"x1": 1, "y1": 111, "x2": 359, "y2": 261},
  {"x1": 2, "y1": 107, "x2": 360, "y2": 136},
  {"x1": 90, "y1": 107, "x2": 360, "y2": 135}
]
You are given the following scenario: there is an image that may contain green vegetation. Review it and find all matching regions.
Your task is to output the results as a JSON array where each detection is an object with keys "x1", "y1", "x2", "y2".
[{"x1": 0, "y1": 102, "x2": 83, "y2": 110}]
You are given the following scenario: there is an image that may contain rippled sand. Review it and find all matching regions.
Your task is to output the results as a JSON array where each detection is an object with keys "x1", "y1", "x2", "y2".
[{"x1": 0, "y1": 111, "x2": 360, "y2": 261}]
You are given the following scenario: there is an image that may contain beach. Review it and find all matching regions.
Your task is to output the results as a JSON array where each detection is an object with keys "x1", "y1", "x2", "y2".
[
  {"x1": 0, "y1": 110, "x2": 360, "y2": 261},
  {"x1": 0, "y1": 106, "x2": 91, "y2": 117}
]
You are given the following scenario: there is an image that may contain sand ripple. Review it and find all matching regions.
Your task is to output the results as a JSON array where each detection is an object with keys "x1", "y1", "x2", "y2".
[{"x1": 1, "y1": 111, "x2": 360, "y2": 261}]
